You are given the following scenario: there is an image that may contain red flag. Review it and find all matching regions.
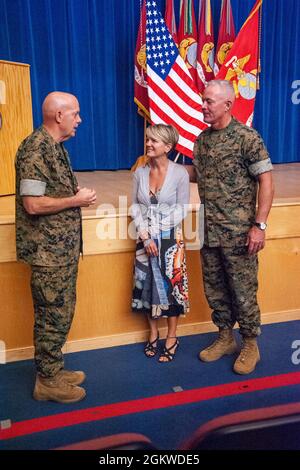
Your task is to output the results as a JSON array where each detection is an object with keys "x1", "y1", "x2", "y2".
[
  {"x1": 214, "y1": 0, "x2": 236, "y2": 76},
  {"x1": 165, "y1": 0, "x2": 178, "y2": 46},
  {"x1": 196, "y1": 0, "x2": 215, "y2": 94},
  {"x1": 215, "y1": 0, "x2": 263, "y2": 126},
  {"x1": 134, "y1": 0, "x2": 150, "y2": 118},
  {"x1": 145, "y1": 1, "x2": 207, "y2": 158},
  {"x1": 178, "y1": 0, "x2": 198, "y2": 83}
]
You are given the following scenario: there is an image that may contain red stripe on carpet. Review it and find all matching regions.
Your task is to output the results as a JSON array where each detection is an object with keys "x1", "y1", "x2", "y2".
[{"x1": 1, "y1": 371, "x2": 300, "y2": 440}]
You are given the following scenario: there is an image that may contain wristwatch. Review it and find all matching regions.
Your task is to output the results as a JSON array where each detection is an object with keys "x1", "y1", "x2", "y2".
[{"x1": 254, "y1": 222, "x2": 267, "y2": 230}]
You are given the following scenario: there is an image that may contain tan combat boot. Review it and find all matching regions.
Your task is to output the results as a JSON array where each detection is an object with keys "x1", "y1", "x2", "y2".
[
  {"x1": 33, "y1": 374, "x2": 86, "y2": 403},
  {"x1": 199, "y1": 328, "x2": 237, "y2": 362},
  {"x1": 233, "y1": 337, "x2": 260, "y2": 375},
  {"x1": 56, "y1": 369, "x2": 86, "y2": 386}
]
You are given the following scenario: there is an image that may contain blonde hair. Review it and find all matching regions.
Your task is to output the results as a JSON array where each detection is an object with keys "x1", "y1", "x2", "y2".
[{"x1": 146, "y1": 124, "x2": 179, "y2": 150}]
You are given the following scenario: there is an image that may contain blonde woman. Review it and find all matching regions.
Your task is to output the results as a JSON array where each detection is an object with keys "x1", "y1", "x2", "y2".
[{"x1": 131, "y1": 124, "x2": 190, "y2": 362}]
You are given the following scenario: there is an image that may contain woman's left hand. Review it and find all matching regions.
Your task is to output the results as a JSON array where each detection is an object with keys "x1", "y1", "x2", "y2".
[{"x1": 144, "y1": 239, "x2": 159, "y2": 257}]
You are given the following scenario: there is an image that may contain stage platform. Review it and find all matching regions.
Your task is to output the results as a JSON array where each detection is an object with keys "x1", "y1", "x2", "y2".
[
  {"x1": 1, "y1": 163, "x2": 300, "y2": 222},
  {"x1": 0, "y1": 163, "x2": 300, "y2": 362}
]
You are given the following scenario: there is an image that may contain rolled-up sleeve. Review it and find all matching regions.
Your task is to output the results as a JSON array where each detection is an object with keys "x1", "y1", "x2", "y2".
[
  {"x1": 18, "y1": 145, "x2": 49, "y2": 197},
  {"x1": 248, "y1": 158, "x2": 273, "y2": 177},
  {"x1": 20, "y1": 179, "x2": 46, "y2": 196},
  {"x1": 244, "y1": 129, "x2": 273, "y2": 177}
]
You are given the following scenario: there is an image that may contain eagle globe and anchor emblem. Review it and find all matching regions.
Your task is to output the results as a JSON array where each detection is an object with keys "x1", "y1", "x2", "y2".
[
  {"x1": 224, "y1": 54, "x2": 257, "y2": 100},
  {"x1": 194, "y1": 41, "x2": 215, "y2": 86},
  {"x1": 179, "y1": 37, "x2": 198, "y2": 71},
  {"x1": 135, "y1": 44, "x2": 148, "y2": 88}
]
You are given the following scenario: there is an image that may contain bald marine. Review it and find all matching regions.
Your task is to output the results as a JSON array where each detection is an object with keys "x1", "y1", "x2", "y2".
[{"x1": 42, "y1": 91, "x2": 82, "y2": 142}]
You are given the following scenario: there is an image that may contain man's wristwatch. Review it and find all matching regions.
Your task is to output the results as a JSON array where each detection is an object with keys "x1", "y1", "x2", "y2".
[{"x1": 254, "y1": 222, "x2": 267, "y2": 231}]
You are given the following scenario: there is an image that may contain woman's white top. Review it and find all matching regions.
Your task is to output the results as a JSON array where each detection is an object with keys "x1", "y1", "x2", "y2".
[{"x1": 131, "y1": 160, "x2": 190, "y2": 238}]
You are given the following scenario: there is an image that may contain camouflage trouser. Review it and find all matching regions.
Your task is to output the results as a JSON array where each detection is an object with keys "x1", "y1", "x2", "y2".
[
  {"x1": 201, "y1": 245, "x2": 261, "y2": 337},
  {"x1": 30, "y1": 263, "x2": 78, "y2": 378}
]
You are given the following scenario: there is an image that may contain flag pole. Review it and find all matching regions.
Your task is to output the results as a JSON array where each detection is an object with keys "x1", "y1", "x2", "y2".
[
  {"x1": 174, "y1": 153, "x2": 186, "y2": 164},
  {"x1": 143, "y1": 115, "x2": 147, "y2": 155},
  {"x1": 257, "y1": 0, "x2": 263, "y2": 90}
]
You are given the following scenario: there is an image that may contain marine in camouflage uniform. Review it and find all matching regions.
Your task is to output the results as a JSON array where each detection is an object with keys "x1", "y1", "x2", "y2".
[
  {"x1": 15, "y1": 125, "x2": 82, "y2": 378},
  {"x1": 193, "y1": 117, "x2": 273, "y2": 338},
  {"x1": 16, "y1": 92, "x2": 96, "y2": 402}
]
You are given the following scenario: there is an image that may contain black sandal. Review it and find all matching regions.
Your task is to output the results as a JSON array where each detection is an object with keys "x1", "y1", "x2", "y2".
[
  {"x1": 158, "y1": 337, "x2": 179, "y2": 363},
  {"x1": 144, "y1": 335, "x2": 159, "y2": 358}
]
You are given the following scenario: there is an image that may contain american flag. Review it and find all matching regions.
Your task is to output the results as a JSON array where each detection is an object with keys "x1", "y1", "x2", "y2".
[{"x1": 145, "y1": 1, "x2": 207, "y2": 158}]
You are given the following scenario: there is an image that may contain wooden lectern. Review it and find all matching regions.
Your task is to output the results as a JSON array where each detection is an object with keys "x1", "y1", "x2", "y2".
[{"x1": 0, "y1": 60, "x2": 33, "y2": 196}]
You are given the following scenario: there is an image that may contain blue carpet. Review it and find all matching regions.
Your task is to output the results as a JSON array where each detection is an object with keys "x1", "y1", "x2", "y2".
[{"x1": 0, "y1": 320, "x2": 300, "y2": 449}]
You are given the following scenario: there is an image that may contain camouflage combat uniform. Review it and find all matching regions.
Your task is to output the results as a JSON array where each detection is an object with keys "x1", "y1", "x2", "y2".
[
  {"x1": 193, "y1": 118, "x2": 273, "y2": 337},
  {"x1": 15, "y1": 126, "x2": 82, "y2": 377}
]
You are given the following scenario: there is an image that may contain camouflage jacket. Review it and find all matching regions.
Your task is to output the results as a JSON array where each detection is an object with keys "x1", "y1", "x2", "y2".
[
  {"x1": 193, "y1": 118, "x2": 273, "y2": 247},
  {"x1": 15, "y1": 126, "x2": 82, "y2": 266}
]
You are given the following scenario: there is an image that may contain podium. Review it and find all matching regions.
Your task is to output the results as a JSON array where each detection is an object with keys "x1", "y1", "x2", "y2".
[{"x1": 0, "y1": 60, "x2": 33, "y2": 196}]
